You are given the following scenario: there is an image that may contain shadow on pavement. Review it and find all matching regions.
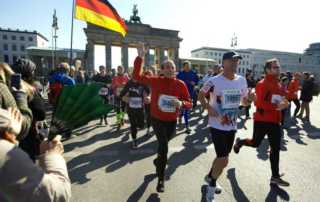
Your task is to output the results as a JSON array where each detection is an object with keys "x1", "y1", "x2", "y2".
[
  {"x1": 166, "y1": 117, "x2": 210, "y2": 181},
  {"x1": 127, "y1": 174, "x2": 157, "y2": 202},
  {"x1": 227, "y1": 168, "x2": 250, "y2": 202},
  {"x1": 64, "y1": 125, "x2": 130, "y2": 153},
  {"x1": 146, "y1": 193, "x2": 160, "y2": 202},
  {"x1": 67, "y1": 134, "x2": 157, "y2": 184},
  {"x1": 265, "y1": 184, "x2": 290, "y2": 202}
]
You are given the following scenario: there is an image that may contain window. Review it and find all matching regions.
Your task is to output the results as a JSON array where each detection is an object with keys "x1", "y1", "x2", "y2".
[
  {"x1": 12, "y1": 44, "x2": 17, "y2": 51},
  {"x1": 4, "y1": 55, "x2": 9, "y2": 63},
  {"x1": 12, "y1": 55, "x2": 17, "y2": 62},
  {"x1": 20, "y1": 36, "x2": 25, "y2": 41},
  {"x1": 2, "y1": 35, "x2": 7, "y2": 40},
  {"x1": 11, "y1": 35, "x2": 16, "y2": 40},
  {"x1": 28, "y1": 37, "x2": 33, "y2": 42},
  {"x1": 215, "y1": 52, "x2": 217, "y2": 56},
  {"x1": 219, "y1": 59, "x2": 221, "y2": 64},
  {"x1": 247, "y1": 61, "x2": 249, "y2": 65},
  {"x1": 20, "y1": 45, "x2": 25, "y2": 51},
  {"x1": 3, "y1": 44, "x2": 8, "y2": 51},
  {"x1": 210, "y1": 52, "x2": 213, "y2": 56},
  {"x1": 299, "y1": 57, "x2": 301, "y2": 63}
]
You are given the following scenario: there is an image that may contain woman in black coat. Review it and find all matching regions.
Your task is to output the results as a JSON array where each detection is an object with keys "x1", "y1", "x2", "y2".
[
  {"x1": 13, "y1": 59, "x2": 46, "y2": 162},
  {"x1": 298, "y1": 72, "x2": 314, "y2": 122}
]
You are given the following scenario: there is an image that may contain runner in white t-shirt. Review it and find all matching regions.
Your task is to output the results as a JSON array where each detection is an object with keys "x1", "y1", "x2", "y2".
[{"x1": 199, "y1": 51, "x2": 251, "y2": 198}]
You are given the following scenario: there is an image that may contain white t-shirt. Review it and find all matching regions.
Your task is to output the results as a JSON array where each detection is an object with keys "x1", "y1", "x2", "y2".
[{"x1": 201, "y1": 74, "x2": 248, "y2": 131}]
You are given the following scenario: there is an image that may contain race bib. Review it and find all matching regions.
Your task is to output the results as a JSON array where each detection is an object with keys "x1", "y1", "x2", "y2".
[
  {"x1": 158, "y1": 95, "x2": 176, "y2": 113},
  {"x1": 99, "y1": 87, "x2": 109, "y2": 96},
  {"x1": 271, "y1": 94, "x2": 284, "y2": 104},
  {"x1": 221, "y1": 89, "x2": 241, "y2": 109},
  {"x1": 129, "y1": 97, "x2": 143, "y2": 108}
]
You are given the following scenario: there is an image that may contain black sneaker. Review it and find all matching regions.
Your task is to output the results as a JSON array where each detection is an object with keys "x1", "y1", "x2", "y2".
[
  {"x1": 186, "y1": 128, "x2": 191, "y2": 134},
  {"x1": 156, "y1": 180, "x2": 165, "y2": 193},
  {"x1": 233, "y1": 138, "x2": 241, "y2": 154},
  {"x1": 204, "y1": 175, "x2": 222, "y2": 194},
  {"x1": 270, "y1": 177, "x2": 290, "y2": 187},
  {"x1": 104, "y1": 119, "x2": 108, "y2": 125}
]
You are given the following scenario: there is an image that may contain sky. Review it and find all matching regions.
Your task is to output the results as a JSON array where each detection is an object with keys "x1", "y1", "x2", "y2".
[{"x1": 1, "y1": 0, "x2": 320, "y2": 69}]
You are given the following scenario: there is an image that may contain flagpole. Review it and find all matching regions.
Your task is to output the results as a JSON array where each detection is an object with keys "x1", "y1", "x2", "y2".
[{"x1": 69, "y1": 0, "x2": 75, "y2": 65}]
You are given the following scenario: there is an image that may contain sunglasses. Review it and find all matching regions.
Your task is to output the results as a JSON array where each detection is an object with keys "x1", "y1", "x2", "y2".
[{"x1": 272, "y1": 66, "x2": 280, "y2": 69}]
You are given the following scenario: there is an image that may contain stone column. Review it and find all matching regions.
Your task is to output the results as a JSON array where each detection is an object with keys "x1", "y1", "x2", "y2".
[
  {"x1": 159, "y1": 47, "x2": 165, "y2": 64},
  {"x1": 144, "y1": 49, "x2": 150, "y2": 69},
  {"x1": 86, "y1": 41, "x2": 94, "y2": 72},
  {"x1": 173, "y1": 48, "x2": 180, "y2": 68},
  {"x1": 105, "y1": 42, "x2": 112, "y2": 69},
  {"x1": 121, "y1": 44, "x2": 129, "y2": 71}
]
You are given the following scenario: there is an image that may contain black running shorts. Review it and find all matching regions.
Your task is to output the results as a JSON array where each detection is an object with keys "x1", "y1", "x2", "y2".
[{"x1": 210, "y1": 128, "x2": 236, "y2": 158}]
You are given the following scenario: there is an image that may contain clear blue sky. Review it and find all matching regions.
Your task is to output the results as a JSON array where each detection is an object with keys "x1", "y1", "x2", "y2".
[{"x1": 1, "y1": 0, "x2": 320, "y2": 59}]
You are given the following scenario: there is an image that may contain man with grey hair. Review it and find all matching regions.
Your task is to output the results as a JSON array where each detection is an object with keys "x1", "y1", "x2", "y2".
[{"x1": 133, "y1": 44, "x2": 192, "y2": 193}]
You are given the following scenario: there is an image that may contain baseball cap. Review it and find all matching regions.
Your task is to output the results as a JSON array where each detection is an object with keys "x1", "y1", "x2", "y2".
[{"x1": 222, "y1": 51, "x2": 243, "y2": 61}]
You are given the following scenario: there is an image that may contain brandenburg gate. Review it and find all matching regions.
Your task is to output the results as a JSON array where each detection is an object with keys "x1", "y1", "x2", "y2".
[{"x1": 84, "y1": 5, "x2": 182, "y2": 71}]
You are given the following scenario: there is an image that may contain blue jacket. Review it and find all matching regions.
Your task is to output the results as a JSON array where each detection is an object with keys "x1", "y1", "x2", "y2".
[
  {"x1": 49, "y1": 72, "x2": 75, "y2": 86},
  {"x1": 177, "y1": 70, "x2": 199, "y2": 95}
]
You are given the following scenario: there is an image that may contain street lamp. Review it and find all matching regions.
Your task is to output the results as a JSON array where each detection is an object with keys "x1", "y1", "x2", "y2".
[{"x1": 52, "y1": 9, "x2": 58, "y2": 70}]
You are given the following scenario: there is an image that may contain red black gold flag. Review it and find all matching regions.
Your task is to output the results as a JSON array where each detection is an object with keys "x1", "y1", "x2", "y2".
[{"x1": 75, "y1": 0, "x2": 128, "y2": 36}]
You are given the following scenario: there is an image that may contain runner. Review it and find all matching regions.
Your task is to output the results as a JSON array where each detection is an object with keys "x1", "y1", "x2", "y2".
[
  {"x1": 133, "y1": 44, "x2": 192, "y2": 193},
  {"x1": 93, "y1": 65, "x2": 112, "y2": 125},
  {"x1": 198, "y1": 51, "x2": 250, "y2": 197},
  {"x1": 287, "y1": 72, "x2": 301, "y2": 117},
  {"x1": 143, "y1": 70, "x2": 153, "y2": 136},
  {"x1": 233, "y1": 58, "x2": 290, "y2": 187},
  {"x1": 177, "y1": 61, "x2": 199, "y2": 134},
  {"x1": 111, "y1": 65, "x2": 129, "y2": 128},
  {"x1": 119, "y1": 78, "x2": 150, "y2": 149}
]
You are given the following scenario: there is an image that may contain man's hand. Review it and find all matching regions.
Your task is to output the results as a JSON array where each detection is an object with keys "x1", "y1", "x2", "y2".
[
  {"x1": 137, "y1": 42, "x2": 148, "y2": 58},
  {"x1": 172, "y1": 99, "x2": 182, "y2": 108},
  {"x1": 190, "y1": 81, "x2": 196, "y2": 86},
  {"x1": 277, "y1": 99, "x2": 289, "y2": 111},
  {"x1": 144, "y1": 96, "x2": 151, "y2": 104},
  {"x1": 40, "y1": 135, "x2": 64, "y2": 155}
]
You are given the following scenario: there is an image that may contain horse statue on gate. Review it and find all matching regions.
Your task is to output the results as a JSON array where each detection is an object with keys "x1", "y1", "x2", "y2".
[{"x1": 129, "y1": 4, "x2": 142, "y2": 24}]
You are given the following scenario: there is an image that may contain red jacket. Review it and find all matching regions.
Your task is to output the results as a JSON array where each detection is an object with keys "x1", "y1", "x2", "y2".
[
  {"x1": 287, "y1": 79, "x2": 300, "y2": 100},
  {"x1": 254, "y1": 75, "x2": 286, "y2": 124},
  {"x1": 133, "y1": 57, "x2": 192, "y2": 121},
  {"x1": 112, "y1": 74, "x2": 129, "y2": 96}
]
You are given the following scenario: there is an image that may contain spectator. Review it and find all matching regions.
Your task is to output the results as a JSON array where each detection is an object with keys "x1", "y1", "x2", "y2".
[
  {"x1": 13, "y1": 58, "x2": 47, "y2": 162},
  {"x1": 0, "y1": 107, "x2": 71, "y2": 202}
]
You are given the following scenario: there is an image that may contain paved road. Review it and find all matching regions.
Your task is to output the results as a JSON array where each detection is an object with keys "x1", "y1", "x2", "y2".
[{"x1": 63, "y1": 97, "x2": 320, "y2": 202}]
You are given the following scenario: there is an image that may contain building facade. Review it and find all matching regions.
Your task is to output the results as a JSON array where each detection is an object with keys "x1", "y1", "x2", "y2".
[
  {"x1": 0, "y1": 28, "x2": 49, "y2": 64},
  {"x1": 244, "y1": 48, "x2": 319, "y2": 78},
  {"x1": 191, "y1": 47, "x2": 252, "y2": 76},
  {"x1": 26, "y1": 47, "x2": 85, "y2": 78},
  {"x1": 191, "y1": 44, "x2": 320, "y2": 79}
]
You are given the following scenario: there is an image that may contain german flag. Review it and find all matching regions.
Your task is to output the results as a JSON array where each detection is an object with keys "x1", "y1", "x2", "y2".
[{"x1": 75, "y1": 0, "x2": 128, "y2": 36}]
